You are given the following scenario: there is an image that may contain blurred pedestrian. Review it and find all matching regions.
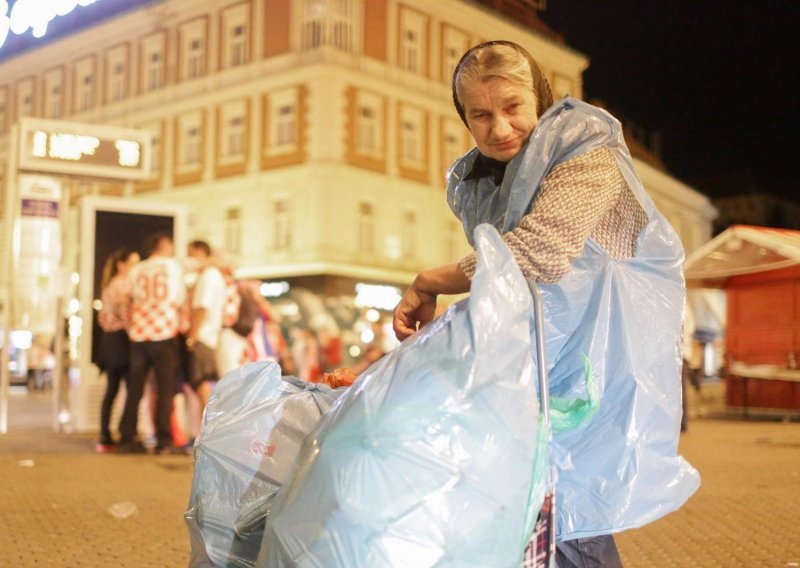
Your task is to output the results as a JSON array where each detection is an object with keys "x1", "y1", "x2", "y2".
[
  {"x1": 96, "y1": 247, "x2": 139, "y2": 452},
  {"x1": 290, "y1": 327, "x2": 320, "y2": 382},
  {"x1": 216, "y1": 258, "x2": 249, "y2": 376},
  {"x1": 245, "y1": 291, "x2": 295, "y2": 375},
  {"x1": 186, "y1": 240, "x2": 226, "y2": 409},
  {"x1": 121, "y1": 232, "x2": 185, "y2": 454},
  {"x1": 316, "y1": 321, "x2": 343, "y2": 373}
]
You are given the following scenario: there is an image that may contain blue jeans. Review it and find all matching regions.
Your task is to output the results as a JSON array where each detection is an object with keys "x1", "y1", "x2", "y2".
[{"x1": 556, "y1": 535, "x2": 623, "y2": 567}]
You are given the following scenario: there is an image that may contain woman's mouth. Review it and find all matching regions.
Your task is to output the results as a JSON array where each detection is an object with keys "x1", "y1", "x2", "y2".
[{"x1": 493, "y1": 139, "x2": 518, "y2": 150}]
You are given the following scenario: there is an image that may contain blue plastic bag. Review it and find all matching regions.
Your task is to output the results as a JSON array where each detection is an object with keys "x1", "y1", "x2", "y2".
[{"x1": 262, "y1": 226, "x2": 545, "y2": 567}]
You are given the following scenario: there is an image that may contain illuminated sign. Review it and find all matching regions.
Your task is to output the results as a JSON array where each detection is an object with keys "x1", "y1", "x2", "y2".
[
  {"x1": 0, "y1": 0, "x2": 104, "y2": 51},
  {"x1": 18, "y1": 117, "x2": 151, "y2": 180}
]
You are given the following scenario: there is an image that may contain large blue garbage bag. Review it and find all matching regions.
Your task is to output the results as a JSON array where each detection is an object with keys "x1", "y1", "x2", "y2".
[
  {"x1": 261, "y1": 226, "x2": 545, "y2": 567},
  {"x1": 447, "y1": 97, "x2": 700, "y2": 540},
  {"x1": 185, "y1": 362, "x2": 341, "y2": 567}
]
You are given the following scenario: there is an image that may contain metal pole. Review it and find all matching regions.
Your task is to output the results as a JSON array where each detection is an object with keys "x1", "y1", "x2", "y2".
[
  {"x1": 1, "y1": 123, "x2": 20, "y2": 434},
  {"x1": 51, "y1": 183, "x2": 70, "y2": 432},
  {"x1": 528, "y1": 281, "x2": 551, "y2": 426}
]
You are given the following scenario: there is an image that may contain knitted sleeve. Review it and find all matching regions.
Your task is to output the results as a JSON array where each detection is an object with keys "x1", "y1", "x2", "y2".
[{"x1": 458, "y1": 146, "x2": 630, "y2": 283}]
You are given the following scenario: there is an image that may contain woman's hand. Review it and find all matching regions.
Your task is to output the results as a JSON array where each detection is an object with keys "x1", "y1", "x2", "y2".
[
  {"x1": 393, "y1": 283, "x2": 438, "y2": 341},
  {"x1": 392, "y1": 263, "x2": 472, "y2": 341}
]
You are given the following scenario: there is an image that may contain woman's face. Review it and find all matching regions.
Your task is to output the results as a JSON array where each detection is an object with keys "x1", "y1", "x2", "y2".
[
  {"x1": 461, "y1": 76, "x2": 538, "y2": 162},
  {"x1": 119, "y1": 252, "x2": 140, "y2": 275}
]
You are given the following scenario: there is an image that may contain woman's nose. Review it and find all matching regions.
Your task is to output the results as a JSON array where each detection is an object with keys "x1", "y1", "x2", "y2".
[{"x1": 491, "y1": 115, "x2": 512, "y2": 138}]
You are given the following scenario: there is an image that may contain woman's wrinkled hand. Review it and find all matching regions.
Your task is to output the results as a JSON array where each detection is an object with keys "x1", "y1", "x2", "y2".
[{"x1": 392, "y1": 282, "x2": 437, "y2": 341}]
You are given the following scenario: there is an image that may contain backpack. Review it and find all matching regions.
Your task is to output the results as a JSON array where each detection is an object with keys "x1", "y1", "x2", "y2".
[{"x1": 232, "y1": 284, "x2": 259, "y2": 337}]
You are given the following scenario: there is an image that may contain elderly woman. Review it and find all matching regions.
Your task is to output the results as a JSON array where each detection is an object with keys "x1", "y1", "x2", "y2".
[{"x1": 393, "y1": 41, "x2": 698, "y2": 567}]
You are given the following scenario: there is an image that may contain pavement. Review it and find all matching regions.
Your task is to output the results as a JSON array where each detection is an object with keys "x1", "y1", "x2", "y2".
[{"x1": 1, "y1": 390, "x2": 799, "y2": 567}]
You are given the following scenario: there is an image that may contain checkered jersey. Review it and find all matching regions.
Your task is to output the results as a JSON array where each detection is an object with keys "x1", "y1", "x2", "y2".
[{"x1": 128, "y1": 256, "x2": 185, "y2": 342}]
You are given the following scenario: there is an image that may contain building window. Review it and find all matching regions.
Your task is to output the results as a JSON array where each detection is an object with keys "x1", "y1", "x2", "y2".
[
  {"x1": 221, "y1": 4, "x2": 250, "y2": 70},
  {"x1": 441, "y1": 25, "x2": 469, "y2": 83},
  {"x1": 357, "y1": 106, "x2": 376, "y2": 152},
  {"x1": 80, "y1": 75, "x2": 93, "y2": 111},
  {"x1": 148, "y1": 53, "x2": 162, "y2": 90},
  {"x1": 219, "y1": 99, "x2": 249, "y2": 169},
  {"x1": 275, "y1": 105, "x2": 296, "y2": 146},
  {"x1": 398, "y1": 8, "x2": 427, "y2": 75},
  {"x1": 141, "y1": 33, "x2": 166, "y2": 93},
  {"x1": 442, "y1": 117, "x2": 468, "y2": 175},
  {"x1": 179, "y1": 18, "x2": 207, "y2": 81},
  {"x1": 183, "y1": 127, "x2": 200, "y2": 166},
  {"x1": 302, "y1": 0, "x2": 355, "y2": 52},
  {"x1": 358, "y1": 202, "x2": 375, "y2": 254},
  {"x1": 347, "y1": 87, "x2": 385, "y2": 169},
  {"x1": 176, "y1": 111, "x2": 205, "y2": 175},
  {"x1": 401, "y1": 121, "x2": 419, "y2": 163},
  {"x1": 189, "y1": 40, "x2": 203, "y2": 79},
  {"x1": 112, "y1": 63, "x2": 126, "y2": 102},
  {"x1": 74, "y1": 57, "x2": 96, "y2": 112},
  {"x1": 227, "y1": 116, "x2": 245, "y2": 157},
  {"x1": 43, "y1": 70, "x2": 64, "y2": 119},
  {"x1": 402, "y1": 211, "x2": 417, "y2": 260},
  {"x1": 20, "y1": 94, "x2": 33, "y2": 117},
  {"x1": 225, "y1": 206, "x2": 242, "y2": 254},
  {"x1": 14, "y1": 78, "x2": 35, "y2": 119},
  {"x1": 106, "y1": 45, "x2": 129, "y2": 103},
  {"x1": 265, "y1": 88, "x2": 300, "y2": 157},
  {"x1": 230, "y1": 25, "x2": 246, "y2": 67},
  {"x1": 444, "y1": 132, "x2": 460, "y2": 165},
  {"x1": 402, "y1": 30, "x2": 419, "y2": 73},
  {"x1": 398, "y1": 104, "x2": 426, "y2": 170},
  {"x1": 274, "y1": 199, "x2": 291, "y2": 250},
  {"x1": 49, "y1": 86, "x2": 62, "y2": 118}
]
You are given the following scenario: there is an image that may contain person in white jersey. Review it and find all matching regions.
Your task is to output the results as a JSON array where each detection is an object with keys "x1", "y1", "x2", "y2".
[
  {"x1": 186, "y1": 240, "x2": 226, "y2": 409},
  {"x1": 120, "y1": 232, "x2": 185, "y2": 454}
]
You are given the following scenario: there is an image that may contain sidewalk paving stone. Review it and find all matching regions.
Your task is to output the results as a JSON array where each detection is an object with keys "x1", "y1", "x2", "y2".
[{"x1": 1, "y1": 418, "x2": 799, "y2": 566}]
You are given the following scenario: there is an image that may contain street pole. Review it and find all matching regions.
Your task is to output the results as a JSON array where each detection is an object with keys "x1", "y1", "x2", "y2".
[
  {"x1": 1, "y1": 123, "x2": 20, "y2": 434},
  {"x1": 52, "y1": 183, "x2": 70, "y2": 432}
]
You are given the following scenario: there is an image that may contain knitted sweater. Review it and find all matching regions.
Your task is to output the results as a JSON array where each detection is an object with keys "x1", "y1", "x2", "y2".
[{"x1": 458, "y1": 147, "x2": 648, "y2": 283}]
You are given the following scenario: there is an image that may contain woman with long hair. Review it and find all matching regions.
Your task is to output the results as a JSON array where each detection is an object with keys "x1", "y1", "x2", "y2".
[{"x1": 96, "y1": 247, "x2": 140, "y2": 452}]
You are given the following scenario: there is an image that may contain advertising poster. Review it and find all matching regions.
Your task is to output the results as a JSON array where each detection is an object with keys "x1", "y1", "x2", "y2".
[{"x1": 13, "y1": 175, "x2": 62, "y2": 335}]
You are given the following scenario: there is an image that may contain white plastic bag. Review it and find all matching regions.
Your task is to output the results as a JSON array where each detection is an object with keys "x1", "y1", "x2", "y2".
[{"x1": 186, "y1": 362, "x2": 342, "y2": 567}]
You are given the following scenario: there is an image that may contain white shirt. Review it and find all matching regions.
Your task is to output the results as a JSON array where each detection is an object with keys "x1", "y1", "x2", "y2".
[{"x1": 192, "y1": 266, "x2": 226, "y2": 349}]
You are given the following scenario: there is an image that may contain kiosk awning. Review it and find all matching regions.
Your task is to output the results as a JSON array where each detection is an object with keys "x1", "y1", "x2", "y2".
[{"x1": 685, "y1": 225, "x2": 800, "y2": 287}]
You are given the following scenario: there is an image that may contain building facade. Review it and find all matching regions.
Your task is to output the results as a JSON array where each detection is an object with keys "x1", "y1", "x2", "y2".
[
  {"x1": 0, "y1": 0, "x2": 714, "y2": 291},
  {"x1": 0, "y1": 0, "x2": 720, "y2": 432}
]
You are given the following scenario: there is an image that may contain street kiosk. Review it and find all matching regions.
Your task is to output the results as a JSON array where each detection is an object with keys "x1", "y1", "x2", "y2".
[{"x1": 685, "y1": 224, "x2": 800, "y2": 417}]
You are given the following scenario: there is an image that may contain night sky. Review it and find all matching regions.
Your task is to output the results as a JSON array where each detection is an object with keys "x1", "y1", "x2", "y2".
[{"x1": 540, "y1": 1, "x2": 800, "y2": 204}]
